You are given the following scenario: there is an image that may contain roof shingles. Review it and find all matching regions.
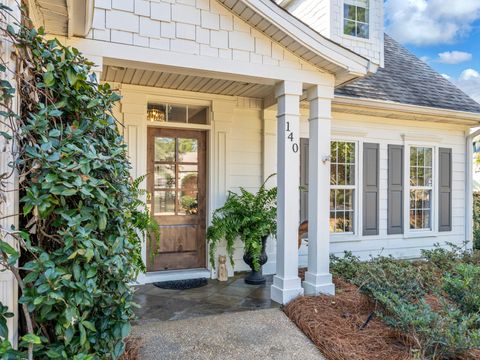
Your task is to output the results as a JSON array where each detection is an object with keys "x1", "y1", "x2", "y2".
[{"x1": 335, "y1": 34, "x2": 480, "y2": 114}]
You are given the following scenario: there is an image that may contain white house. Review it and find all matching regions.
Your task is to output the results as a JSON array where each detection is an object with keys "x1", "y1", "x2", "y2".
[{"x1": 3, "y1": 0, "x2": 480, "y2": 341}]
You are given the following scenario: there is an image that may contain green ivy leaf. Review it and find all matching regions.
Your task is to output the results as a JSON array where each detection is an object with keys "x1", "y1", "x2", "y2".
[{"x1": 22, "y1": 333, "x2": 42, "y2": 344}]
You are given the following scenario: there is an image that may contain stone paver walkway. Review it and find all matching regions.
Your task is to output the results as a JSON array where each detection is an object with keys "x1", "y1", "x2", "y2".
[{"x1": 132, "y1": 308, "x2": 324, "y2": 360}]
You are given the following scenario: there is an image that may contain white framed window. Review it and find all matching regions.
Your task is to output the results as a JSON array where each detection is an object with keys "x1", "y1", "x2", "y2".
[
  {"x1": 408, "y1": 146, "x2": 434, "y2": 231},
  {"x1": 343, "y1": 0, "x2": 370, "y2": 39},
  {"x1": 330, "y1": 141, "x2": 356, "y2": 234}
]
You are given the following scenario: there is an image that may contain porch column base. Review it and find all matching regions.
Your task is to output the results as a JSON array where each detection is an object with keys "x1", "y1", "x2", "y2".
[
  {"x1": 303, "y1": 272, "x2": 335, "y2": 296},
  {"x1": 271, "y1": 276, "x2": 304, "y2": 304}
]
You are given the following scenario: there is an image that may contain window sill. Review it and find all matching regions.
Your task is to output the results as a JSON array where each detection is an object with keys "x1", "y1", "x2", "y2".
[
  {"x1": 330, "y1": 233, "x2": 362, "y2": 243},
  {"x1": 403, "y1": 231, "x2": 438, "y2": 239}
]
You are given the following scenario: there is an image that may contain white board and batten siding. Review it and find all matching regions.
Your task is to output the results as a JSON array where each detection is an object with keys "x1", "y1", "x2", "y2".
[{"x1": 116, "y1": 85, "x2": 267, "y2": 280}]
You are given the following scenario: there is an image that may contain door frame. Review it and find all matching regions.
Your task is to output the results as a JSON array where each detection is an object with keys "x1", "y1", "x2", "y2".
[
  {"x1": 142, "y1": 96, "x2": 213, "y2": 277},
  {"x1": 146, "y1": 127, "x2": 208, "y2": 271}
]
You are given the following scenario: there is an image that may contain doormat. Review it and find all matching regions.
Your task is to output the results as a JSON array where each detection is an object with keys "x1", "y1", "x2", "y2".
[{"x1": 153, "y1": 278, "x2": 208, "y2": 290}]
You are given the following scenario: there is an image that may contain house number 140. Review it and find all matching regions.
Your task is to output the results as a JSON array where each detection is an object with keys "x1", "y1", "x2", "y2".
[{"x1": 286, "y1": 121, "x2": 299, "y2": 153}]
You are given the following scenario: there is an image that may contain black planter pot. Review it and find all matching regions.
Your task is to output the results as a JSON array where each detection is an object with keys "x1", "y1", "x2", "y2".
[{"x1": 243, "y1": 236, "x2": 268, "y2": 285}]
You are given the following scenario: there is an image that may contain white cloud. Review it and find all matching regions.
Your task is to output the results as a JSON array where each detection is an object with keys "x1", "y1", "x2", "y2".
[
  {"x1": 447, "y1": 69, "x2": 480, "y2": 103},
  {"x1": 441, "y1": 74, "x2": 451, "y2": 80},
  {"x1": 419, "y1": 56, "x2": 430, "y2": 63},
  {"x1": 385, "y1": 0, "x2": 480, "y2": 45},
  {"x1": 437, "y1": 51, "x2": 472, "y2": 64}
]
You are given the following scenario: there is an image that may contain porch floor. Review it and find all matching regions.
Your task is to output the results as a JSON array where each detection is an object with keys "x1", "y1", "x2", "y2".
[{"x1": 133, "y1": 273, "x2": 279, "y2": 323}]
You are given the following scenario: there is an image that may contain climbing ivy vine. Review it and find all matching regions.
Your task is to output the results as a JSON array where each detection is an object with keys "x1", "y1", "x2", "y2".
[{"x1": 0, "y1": 5, "x2": 156, "y2": 359}]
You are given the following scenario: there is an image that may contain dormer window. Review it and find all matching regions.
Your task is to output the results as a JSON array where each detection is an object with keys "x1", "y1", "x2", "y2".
[{"x1": 343, "y1": 0, "x2": 369, "y2": 39}]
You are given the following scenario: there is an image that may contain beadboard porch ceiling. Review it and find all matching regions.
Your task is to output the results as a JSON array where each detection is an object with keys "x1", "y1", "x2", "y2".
[{"x1": 101, "y1": 65, "x2": 274, "y2": 98}]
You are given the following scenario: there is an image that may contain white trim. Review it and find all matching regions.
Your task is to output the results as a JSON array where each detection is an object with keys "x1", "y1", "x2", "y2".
[
  {"x1": 334, "y1": 95, "x2": 480, "y2": 125},
  {"x1": 403, "y1": 143, "x2": 438, "y2": 237},
  {"x1": 136, "y1": 268, "x2": 210, "y2": 285},
  {"x1": 329, "y1": 139, "x2": 360, "y2": 238}
]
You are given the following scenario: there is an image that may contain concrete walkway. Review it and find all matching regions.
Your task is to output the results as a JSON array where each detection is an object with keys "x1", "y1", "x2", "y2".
[{"x1": 132, "y1": 308, "x2": 324, "y2": 360}]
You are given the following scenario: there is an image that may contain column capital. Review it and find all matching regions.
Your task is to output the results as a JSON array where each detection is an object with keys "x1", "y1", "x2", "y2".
[
  {"x1": 275, "y1": 80, "x2": 303, "y2": 99},
  {"x1": 306, "y1": 84, "x2": 334, "y2": 101}
]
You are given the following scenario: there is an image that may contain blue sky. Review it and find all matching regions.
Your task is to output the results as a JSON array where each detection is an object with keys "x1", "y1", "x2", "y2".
[{"x1": 384, "y1": 0, "x2": 480, "y2": 102}]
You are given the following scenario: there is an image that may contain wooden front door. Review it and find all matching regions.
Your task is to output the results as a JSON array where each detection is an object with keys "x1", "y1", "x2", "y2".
[{"x1": 147, "y1": 128, "x2": 207, "y2": 271}]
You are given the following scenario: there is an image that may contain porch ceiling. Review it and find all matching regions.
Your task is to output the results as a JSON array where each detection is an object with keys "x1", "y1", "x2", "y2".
[{"x1": 101, "y1": 65, "x2": 273, "y2": 98}]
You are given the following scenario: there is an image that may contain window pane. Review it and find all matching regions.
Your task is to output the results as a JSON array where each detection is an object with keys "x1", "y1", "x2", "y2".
[
  {"x1": 425, "y1": 168, "x2": 432, "y2": 187},
  {"x1": 179, "y1": 191, "x2": 198, "y2": 215},
  {"x1": 338, "y1": 165, "x2": 346, "y2": 185},
  {"x1": 345, "y1": 211, "x2": 353, "y2": 232},
  {"x1": 179, "y1": 165, "x2": 198, "y2": 190},
  {"x1": 331, "y1": 142, "x2": 338, "y2": 163},
  {"x1": 344, "y1": 4, "x2": 356, "y2": 20},
  {"x1": 410, "y1": 166, "x2": 418, "y2": 186},
  {"x1": 154, "y1": 164, "x2": 175, "y2": 188},
  {"x1": 155, "y1": 137, "x2": 175, "y2": 162},
  {"x1": 330, "y1": 212, "x2": 336, "y2": 233},
  {"x1": 178, "y1": 138, "x2": 198, "y2": 162},
  {"x1": 425, "y1": 148, "x2": 433, "y2": 167},
  {"x1": 417, "y1": 148, "x2": 425, "y2": 167},
  {"x1": 345, "y1": 190, "x2": 354, "y2": 210},
  {"x1": 154, "y1": 191, "x2": 176, "y2": 215},
  {"x1": 357, "y1": 23, "x2": 369, "y2": 38},
  {"x1": 188, "y1": 106, "x2": 208, "y2": 124},
  {"x1": 410, "y1": 147, "x2": 417, "y2": 165},
  {"x1": 344, "y1": 20, "x2": 356, "y2": 36},
  {"x1": 330, "y1": 189, "x2": 335, "y2": 209},
  {"x1": 336, "y1": 189, "x2": 345, "y2": 210},
  {"x1": 330, "y1": 164, "x2": 337, "y2": 185},
  {"x1": 357, "y1": 7, "x2": 368, "y2": 22},
  {"x1": 167, "y1": 105, "x2": 187, "y2": 123},
  {"x1": 346, "y1": 165, "x2": 355, "y2": 185},
  {"x1": 147, "y1": 104, "x2": 167, "y2": 123}
]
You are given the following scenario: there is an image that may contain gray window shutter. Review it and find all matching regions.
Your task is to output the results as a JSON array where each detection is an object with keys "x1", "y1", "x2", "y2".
[
  {"x1": 388, "y1": 145, "x2": 404, "y2": 234},
  {"x1": 300, "y1": 138, "x2": 309, "y2": 222},
  {"x1": 363, "y1": 143, "x2": 379, "y2": 236},
  {"x1": 438, "y1": 148, "x2": 452, "y2": 232}
]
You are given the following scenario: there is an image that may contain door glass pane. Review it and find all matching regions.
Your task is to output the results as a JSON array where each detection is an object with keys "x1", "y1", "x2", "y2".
[
  {"x1": 155, "y1": 137, "x2": 175, "y2": 161},
  {"x1": 154, "y1": 164, "x2": 176, "y2": 188},
  {"x1": 179, "y1": 165, "x2": 198, "y2": 190},
  {"x1": 154, "y1": 191, "x2": 176, "y2": 215},
  {"x1": 178, "y1": 138, "x2": 198, "y2": 162},
  {"x1": 188, "y1": 106, "x2": 208, "y2": 124},
  {"x1": 179, "y1": 191, "x2": 198, "y2": 215},
  {"x1": 167, "y1": 105, "x2": 187, "y2": 123}
]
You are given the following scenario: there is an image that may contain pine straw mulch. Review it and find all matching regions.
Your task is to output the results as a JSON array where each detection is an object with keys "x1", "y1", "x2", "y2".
[
  {"x1": 119, "y1": 337, "x2": 142, "y2": 360},
  {"x1": 284, "y1": 277, "x2": 413, "y2": 360}
]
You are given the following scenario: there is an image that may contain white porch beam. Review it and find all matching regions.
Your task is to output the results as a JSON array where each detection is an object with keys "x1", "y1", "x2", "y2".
[
  {"x1": 271, "y1": 80, "x2": 304, "y2": 305},
  {"x1": 303, "y1": 85, "x2": 335, "y2": 296}
]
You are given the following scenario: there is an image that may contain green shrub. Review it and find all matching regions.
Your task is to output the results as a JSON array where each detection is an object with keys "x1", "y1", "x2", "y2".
[
  {"x1": 0, "y1": 11, "x2": 156, "y2": 359},
  {"x1": 354, "y1": 258, "x2": 480, "y2": 359},
  {"x1": 329, "y1": 251, "x2": 362, "y2": 281},
  {"x1": 474, "y1": 192, "x2": 480, "y2": 250},
  {"x1": 443, "y1": 263, "x2": 480, "y2": 314}
]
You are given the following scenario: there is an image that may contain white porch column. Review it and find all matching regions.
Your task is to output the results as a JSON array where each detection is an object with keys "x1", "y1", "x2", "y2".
[
  {"x1": 271, "y1": 80, "x2": 304, "y2": 304},
  {"x1": 303, "y1": 85, "x2": 335, "y2": 296}
]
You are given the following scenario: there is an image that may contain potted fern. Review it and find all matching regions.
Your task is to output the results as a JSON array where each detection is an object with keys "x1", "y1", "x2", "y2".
[{"x1": 207, "y1": 176, "x2": 277, "y2": 284}]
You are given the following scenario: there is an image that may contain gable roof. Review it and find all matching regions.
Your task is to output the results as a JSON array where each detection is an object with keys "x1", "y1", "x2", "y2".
[
  {"x1": 217, "y1": 0, "x2": 376, "y2": 85},
  {"x1": 335, "y1": 34, "x2": 480, "y2": 114}
]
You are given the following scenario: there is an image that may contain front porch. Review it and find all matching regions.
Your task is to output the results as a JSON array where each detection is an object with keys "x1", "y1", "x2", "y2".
[
  {"x1": 105, "y1": 61, "x2": 337, "y2": 305},
  {"x1": 133, "y1": 273, "x2": 277, "y2": 323}
]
